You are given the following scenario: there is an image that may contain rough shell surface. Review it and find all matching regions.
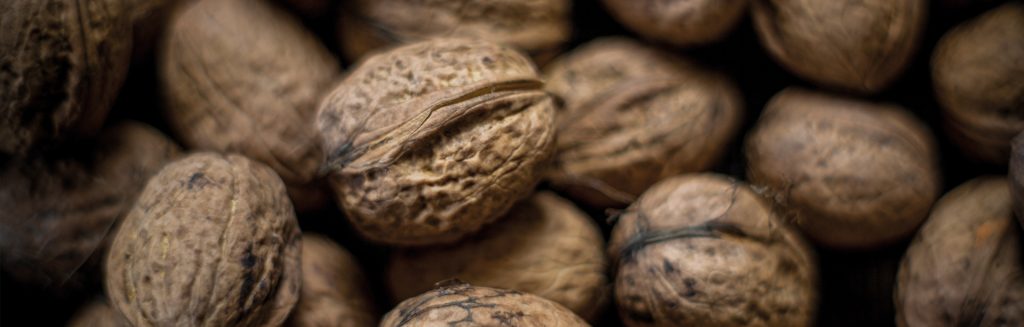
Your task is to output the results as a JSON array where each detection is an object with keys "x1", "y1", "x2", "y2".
[
  {"x1": 317, "y1": 38, "x2": 557, "y2": 245},
  {"x1": 68, "y1": 299, "x2": 131, "y2": 327},
  {"x1": 601, "y1": 0, "x2": 748, "y2": 46},
  {"x1": 105, "y1": 153, "x2": 302, "y2": 327},
  {"x1": 608, "y1": 174, "x2": 818, "y2": 327},
  {"x1": 380, "y1": 282, "x2": 588, "y2": 326},
  {"x1": 745, "y1": 88, "x2": 940, "y2": 249},
  {"x1": 751, "y1": 0, "x2": 926, "y2": 93},
  {"x1": 544, "y1": 37, "x2": 743, "y2": 208},
  {"x1": 387, "y1": 192, "x2": 608, "y2": 320},
  {"x1": 1013, "y1": 133, "x2": 1023, "y2": 227},
  {"x1": 287, "y1": 234, "x2": 377, "y2": 327},
  {"x1": 895, "y1": 177, "x2": 1024, "y2": 327}
]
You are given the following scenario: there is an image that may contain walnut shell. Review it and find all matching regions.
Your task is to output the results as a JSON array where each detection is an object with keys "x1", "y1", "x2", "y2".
[
  {"x1": 0, "y1": 122, "x2": 181, "y2": 291},
  {"x1": 105, "y1": 153, "x2": 302, "y2": 327},
  {"x1": 68, "y1": 299, "x2": 131, "y2": 327},
  {"x1": 317, "y1": 38, "x2": 557, "y2": 246},
  {"x1": 544, "y1": 37, "x2": 743, "y2": 208},
  {"x1": 387, "y1": 192, "x2": 607, "y2": 320},
  {"x1": 161, "y1": 0, "x2": 339, "y2": 212},
  {"x1": 0, "y1": 0, "x2": 132, "y2": 156},
  {"x1": 608, "y1": 174, "x2": 818, "y2": 327},
  {"x1": 287, "y1": 234, "x2": 377, "y2": 327},
  {"x1": 895, "y1": 177, "x2": 1024, "y2": 327},
  {"x1": 1013, "y1": 133, "x2": 1024, "y2": 227},
  {"x1": 745, "y1": 88, "x2": 940, "y2": 249},
  {"x1": 380, "y1": 281, "x2": 589, "y2": 327},
  {"x1": 751, "y1": 0, "x2": 926, "y2": 93},
  {"x1": 601, "y1": 0, "x2": 748, "y2": 46},
  {"x1": 932, "y1": 2, "x2": 1024, "y2": 164}
]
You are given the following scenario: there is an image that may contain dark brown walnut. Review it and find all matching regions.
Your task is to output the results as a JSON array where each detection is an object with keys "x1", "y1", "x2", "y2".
[
  {"x1": 0, "y1": 122, "x2": 181, "y2": 291},
  {"x1": 161, "y1": 0, "x2": 340, "y2": 212},
  {"x1": 751, "y1": 0, "x2": 926, "y2": 93},
  {"x1": 316, "y1": 38, "x2": 557, "y2": 246},
  {"x1": 608, "y1": 174, "x2": 818, "y2": 327},
  {"x1": 105, "y1": 153, "x2": 302, "y2": 327},
  {"x1": 380, "y1": 281, "x2": 588, "y2": 326},
  {"x1": 0, "y1": 0, "x2": 132, "y2": 156},
  {"x1": 932, "y1": 2, "x2": 1024, "y2": 164},
  {"x1": 746, "y1": 88, "x2": 940, "y2": 249},
  {"x1": 338, "y1": 0, "x2": 571, "y2": 64},
  {"x1": 544, "y1": 37, "x2": 743, "y2": 208},
  {"x1": 287, "y1": 234, "x2": 377, "y2": 327},
  {"x1": 388, "y1": 192, "x2": 607, "y2": 320},
  {"x1": 1013, "y1": 133, "x2": 1024, "y2": 227},
  {"x1": 601, "y1": 0, "x2": 748, "y2": 46},
  {"x1": 68, "y1": 299, "x2": 131, "y2": 327},
  {"x1": 895, "y1": 177, "x2": 1024, "y2": 327}
]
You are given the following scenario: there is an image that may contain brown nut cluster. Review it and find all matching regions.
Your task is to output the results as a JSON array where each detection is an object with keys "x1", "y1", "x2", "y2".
[
  {"x1": 932, "y1": 2, "x2": 1024, "y2": 164},
  {"x1": 380, "y1": 281, "x2": 588, "y2": 327},
  {"x1": 601, "y1": 0, "x2": 748, "y2": 46},
  {"x1": 1013, "y1": 133, "x2": 1024, "y2": 227},
  {"x1": 544, "y1": 37, "x2": 743, "y2": 208},
  {"x1": 68, "y1": 299, "x2": 130, "y2": 327},
  {"x1": 161, "y1": 0, "x2": 339, "y2": 211},
  {"x1": 105, "y1": 153, "x2": 302, "y2": 327},
  {"x1": 609, "y1": 174, "x2": 818, "y2": 327},
  {"x1": 1, "y1": 0, "x2": 132, "y2": 156},
  {"x1": 387, "y1": 192, "x2": 607, "y2": 320},
  {"x1": 751, "y1": 0, "x2": 926, "y2": 93},
  {"x1": 746, "y1": 88, "x2": 941, "y2": 249},
  {"x1": 317, "y1": 38, "x2": 557, "y2": 246},
  {"x1": 287, "y1": 234, "x2": 377, "y2": 327},
  {"x1": 895, "y1": 177, "x2": 1024, "y2": 327}
]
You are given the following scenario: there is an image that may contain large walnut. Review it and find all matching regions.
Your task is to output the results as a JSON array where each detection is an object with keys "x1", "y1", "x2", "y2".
[
  {"x1": 380, "y1": 281, "x2": 588, "y2": 327},
  {"x1": 601, "y1": 0, "x2": 748, "y2": 46},
  {"x1": 608, "y1": 174, "x2": 818, "y2": 327},
  {"x1": 317, "y1": 38, "x2": 556, "y2": 246},
  {"x1": 544, "y1": 37, "x2": 743, "y2": 208},
  {"x1": 105, "y1": 153, "x2": 302, "y2": 327},
  {"x1": 287, "y1": 234, "x2": 377, "y2": 327},
  {"x1": 68, "y1": 299, "x2": 131, "y2": 327},
  {"x1": 1013, "y1": 133, "x2": 1023, "y2": 227}
]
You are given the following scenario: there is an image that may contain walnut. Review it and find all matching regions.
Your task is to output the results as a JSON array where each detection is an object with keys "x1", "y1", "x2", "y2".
[
  {"x1": 380, "y1": 281, "x2": 588, "y2": 326},
  {"x1": 1012, "y1": 133, "x2": 1024, "y2": 228},
  {"x1": 316, "y1": 38, "x2": 556, "y2": 246},
  {"x1": 601, "y1": 0, "x2": 748, "y2": 46},
  {"x1": 105, "y1": 153, "x2": 302, "y2": 327},
  {"x1": 287, "y1": 234, "x2": 377, "y2": 327},
  {"x1": 608, "y1": 174, "x2": 818, "y2": 327},
  {"x1": 745, "y1": 88, "x2": 940, "y2": 249},
  {"x1": 68, "y1": 299, "x2": 131, "y2": 327},
  {"x1": 544, "y1": 37, "x2": 743, "y2": 208}
]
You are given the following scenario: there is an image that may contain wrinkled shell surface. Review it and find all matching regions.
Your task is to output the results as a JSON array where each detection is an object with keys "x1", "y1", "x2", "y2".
[
  {"x1": 544, "y1": 37, "x2": 743, "y2": 208},
  {"x1": 68, "y1": 299, "x2": 131, "y2": 327},
  {"x1": 751, "y1": 0, "x2": 926, "y2": 93},
  {"x1": 746, "y1": 88, "x2": 940, "y2": 249},
  {"x1": 0, "y1": 0, "x2": 132, "y2": 155},
  {"x1": 0, "y1": 122, "x2": 180, "y2": 290},
  {"x1": 895, "y1": 177, "x2": 1024, "y2": 327},
  {"x1": 388, "y1": 192, "x2": 607, "y2": 320},
  {"x1": 608, "y1": 174, "x2": 818, "y2": 327},
  {"x1": 1013, "y1": 134, "x2": 1023, "y2": 227},
  {"x1": 932, "y1": 2, "x2": 1024, "y2": 164},
  {"x1": 105, "y1": 153, "x2": 302, "y2": 327},
  {"x1": 380, "y1": 282, "x2": 588, "y2": 326},
  {"x1": 601, "y1": 0, "x2": 748, "y2": 46},
  {"x1": 287, "y1": 234, "x2": 376, "y2": 327},
  {"x1": 317, "y1": 38, "x2": 556, "y2": 245}
]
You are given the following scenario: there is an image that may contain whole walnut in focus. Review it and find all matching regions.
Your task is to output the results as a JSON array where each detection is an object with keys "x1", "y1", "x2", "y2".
[
  {"x1": 287, "y1": 234, "x2": 377, "y2": 327},
  {"x1": 751, "y1": 0, "x2": 926, "y2": 93},
  {"x1": 105, "y1": 153, "x2": 302, "y2": 327},
  {"x1": 317, "y1": 38, "x2": 556, "y2": 246},
  {"x1": 1013, "y1": 133, "x2": 1023, "y2": 227},
  {"x1": 68, "y1": 299, "x2": 130, "y2": 327},
  {"x1": 932, "y1": 2, "x2": 1024, "y2": 164},
  {"x1": 609, "y1": 174, "x2": 818, "y2": 327},
  {"x1": 746, "y1": 88, "x2": 940, "y2": 249},
  {"x1": 895, "y1": 177, "x2": 1024, "y2": 327},
  {"x1": 601, "y1": 0, "x2": 748, "y2": 46},
  {"x1": 380, "y1": 281, "x2": 588, "y2": 327},
  {"x1": 544, "y1": 37, "x2": 743, "y2": 208},
  {"x1": 388, "y1": 192, "x2": 607, "y2": 320}
]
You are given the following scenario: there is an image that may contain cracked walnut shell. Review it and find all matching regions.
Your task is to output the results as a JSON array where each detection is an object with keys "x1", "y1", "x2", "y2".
[
  {"x1": 287, "y1": 234, "x2": 377, "y2": 327},
  {"x1": 380, "y1": 281, "x2": 588, "y2": 327}
]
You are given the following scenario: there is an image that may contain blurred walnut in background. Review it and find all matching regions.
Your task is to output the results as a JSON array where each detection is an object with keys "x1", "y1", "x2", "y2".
[
  {"x1": 287, "y1": 234, "x2": 377, "y2": 327},
  {"x1": 601, "y1": 0, "x2": 748, "y2": 47}
]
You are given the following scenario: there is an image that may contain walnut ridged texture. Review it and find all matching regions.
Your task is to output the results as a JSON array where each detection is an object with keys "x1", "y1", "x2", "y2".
[
  {"x1": 601, "y1": 0, "x2": 748, "y2": 46},
  {"x1": 68, "y1": 299, "x2": 131, "y2": 327},
  {"x1": 287, "y1": 234, "x2": 377, "y2": 327},
  {"x1": 380, "y1": 281, "x2": 589, "y2": 326}
]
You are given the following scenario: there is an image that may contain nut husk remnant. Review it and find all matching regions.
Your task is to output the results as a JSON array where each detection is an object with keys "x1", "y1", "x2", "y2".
[
  {"x1": 317, "y1": 38, "x2": 557, "y2": 246},
  {"x1": 380, "y1": 281, "x2": 589, "y2": 327},
  {"x1": 608, "y1": 174, "x2": 818, "y2": 327},
  {"x1": 68, "y1": 299, "x2": 131, "y2": 327},
  {"x1": 287, "y1": 234, "x2": 377, "y2": 327},
  {"x1": 746, "y1": 88, "x2": 940, "y2": 249},
  {"x1": 751, "y1": 0, "x2": 926, "y2": 93},
  {"x1": 895, "y1": 177, "x2": 1024, "y2": 327},
  {"x1": 601, "y1": 0, "x2": 748, "y2": 46},
  {"x1": 1011, "y1": 133, "x2": 1024, "y2": 228},
  {"x1": 544, "y1": 37, "x2": 743, "y2": 208},
  {"x1": 387, "y1": 192, "x2": 607, "y2": 320},
  {"x1": 105, "y1": 153, "x2": 302, "y2": 327}
]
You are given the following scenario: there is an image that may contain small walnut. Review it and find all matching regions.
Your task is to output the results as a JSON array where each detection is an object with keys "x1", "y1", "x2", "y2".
[
  {"x1": 1012, "y1": 133, "x2": 1023, "y2": 228},
  {"x1": 68, "y1": 299, "x2": 131, "y2": 327},
  {"x1": 608, "y1": 174, "x2": 818, "y2": 327},
  {"x1": 317, "y1": 38, "x2": 556, "y2": 246},
  {"x1": 751, "y1": 0, "x2": 926, "y2": 93},
  {"x1": 380, "y1": 281, "x2": 588, "y2": 327},
  {"x1": 388, "y1": 192, "x2": 607, "y2": 320},
  {"x1": 105, "y1": 153, "x2": 302, "y2": 327},
  {"x1": 287, "y1": 234, "x2": 377, "y2": 327},
  {"x1": 601, "y1": 0, "x2": 748, "y2": 46},
  {"x1": 932, "y1": 2, "x2": 1024, "y2": 164},
  {"x1": 895, "y1": 177, "x2": 1024, "y2": 327},
  {"x1": 544, "y1": 37, "x2": 743, "y2": 208},
  {"x1": 745, "y1": 88, "x2": 940, "y2": 249}
]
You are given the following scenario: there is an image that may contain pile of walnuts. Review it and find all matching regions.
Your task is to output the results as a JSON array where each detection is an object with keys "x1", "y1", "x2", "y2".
[{"x1": 2, "y1": 0, "x2": 1022, "y2": 326}]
